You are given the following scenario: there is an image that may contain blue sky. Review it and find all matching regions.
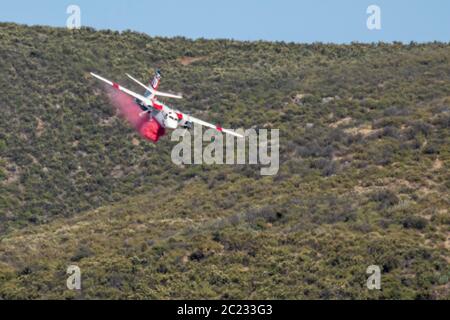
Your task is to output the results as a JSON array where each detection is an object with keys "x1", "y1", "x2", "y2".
[{"x1": 0, "y1": 0, "x2": 449, "y2": 43}]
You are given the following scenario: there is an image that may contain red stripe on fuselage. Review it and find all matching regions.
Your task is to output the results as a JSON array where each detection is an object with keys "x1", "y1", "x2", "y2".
[{"x1": 152, "y1": 101, "x2": 163, "y2": 111}]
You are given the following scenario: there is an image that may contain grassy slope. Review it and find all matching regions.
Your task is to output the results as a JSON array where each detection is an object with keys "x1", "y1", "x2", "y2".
[{"x1": 0, "y1": 23, "x2": 449, "y2": 299}]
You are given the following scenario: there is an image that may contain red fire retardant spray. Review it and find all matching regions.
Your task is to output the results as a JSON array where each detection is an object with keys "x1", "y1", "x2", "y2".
[{"x1": 106, "y1": 87, "x2": 165, "y2": 142}]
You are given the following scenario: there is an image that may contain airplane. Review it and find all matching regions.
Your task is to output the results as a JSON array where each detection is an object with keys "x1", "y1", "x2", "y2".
[{"x1": 90, "y1": 70, "x2": 244, "y2": 142}]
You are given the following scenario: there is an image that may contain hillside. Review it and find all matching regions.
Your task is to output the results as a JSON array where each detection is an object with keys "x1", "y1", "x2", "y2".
[{"x1": 0, "y1": 23, "x2": 449, "y2": 299}]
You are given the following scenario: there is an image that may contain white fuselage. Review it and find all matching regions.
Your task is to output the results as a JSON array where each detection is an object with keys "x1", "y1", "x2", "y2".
[
  {"x1": 152, "y1": 109, "x2": 178, "y2": 129},
  {"x1": 164, "y1": 110, "x2": 179, "y2": 129}
]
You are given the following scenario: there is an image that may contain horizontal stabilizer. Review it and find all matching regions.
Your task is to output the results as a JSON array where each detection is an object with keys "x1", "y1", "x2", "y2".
[{"x1": 126, "y1": 74, "x2": 183, "y2": 99}]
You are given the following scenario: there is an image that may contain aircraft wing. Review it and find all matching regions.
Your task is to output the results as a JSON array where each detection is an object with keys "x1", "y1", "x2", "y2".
[
  {"x1": 90, "y1": 72, "x2": 156, "y2": 109},
  {"x1": 180, "y1": 112, "x2": 244, "y2": 138},
  {"x1": 126, "y1": 74, "x2": 183, "y2": 99}
]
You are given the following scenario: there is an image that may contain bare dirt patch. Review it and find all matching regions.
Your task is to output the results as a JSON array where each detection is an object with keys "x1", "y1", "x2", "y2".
[
  {"x1": 433, "y1": 158, "x2": 443, "y2": 170},
  {"x1": 178, "y1": 56, "x2": 207, "y2": 66},
  {"x1": 352, "y1": 178, "x2": 418, "y2": 195},
  {"x1": 131, "y1": 138, "x2": 140, "y2": 146},
  {"x1": 36, "y1": 117, "x2": 45, "y2": 137},
  {"x1": 344, "y1": 124, "x2": 382, "y2": 137},
  {"x1": 329, "y1": 117, "x2": 352, "y2": 128}
]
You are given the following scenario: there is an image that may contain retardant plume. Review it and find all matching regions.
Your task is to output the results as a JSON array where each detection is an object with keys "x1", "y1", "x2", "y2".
[
  {"x1": 106, "y1": 87, "x2": 147, "y2": 134},
  {"x1": 106, "y1": 87, "x2": 165, "y2": 142}
]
